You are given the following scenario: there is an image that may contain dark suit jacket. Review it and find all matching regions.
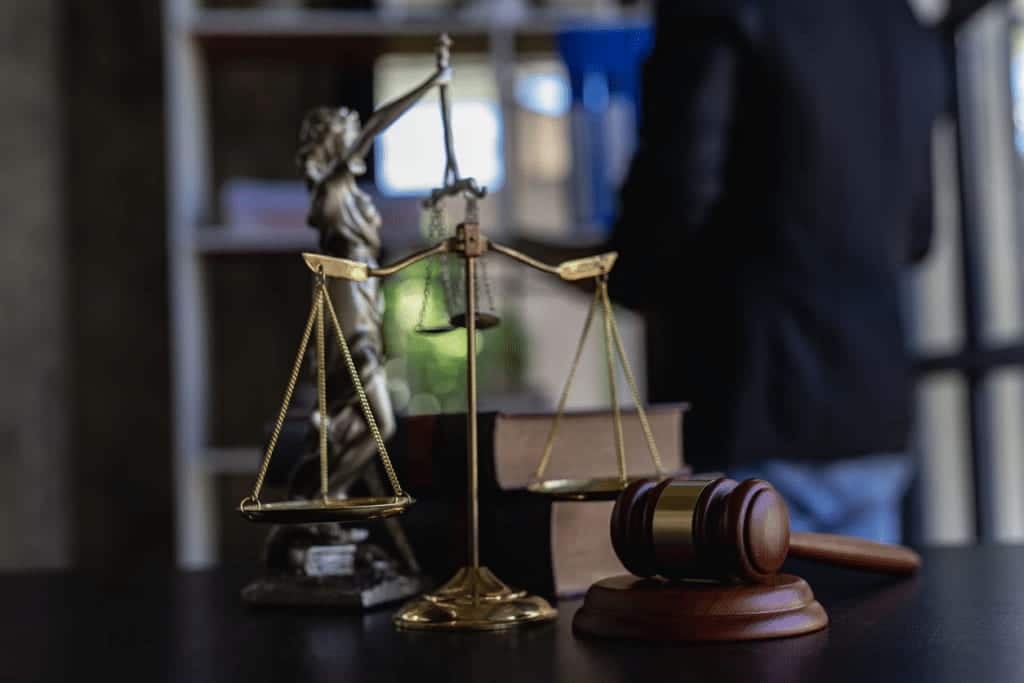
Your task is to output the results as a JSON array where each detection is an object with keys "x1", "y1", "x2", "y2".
[{"x1": 610, "y1": 0, "x2": 986, "y2": 471}]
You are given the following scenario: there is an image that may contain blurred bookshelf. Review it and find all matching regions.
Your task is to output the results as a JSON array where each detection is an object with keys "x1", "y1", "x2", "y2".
[
  {"x1": 193, "y1": 226, "x2": 318, "y2": 253},
  {"x1": 190, "y1": 6, "x2": 648, "y2": 39},
  {"x1": 164, "y1": 0, "x2": 652, "y2": 568}
]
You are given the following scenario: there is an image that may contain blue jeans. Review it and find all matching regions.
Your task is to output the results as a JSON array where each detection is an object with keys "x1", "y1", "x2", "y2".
[{"x1": 729, "y1": 453, "x2": 913, "y2": 544}]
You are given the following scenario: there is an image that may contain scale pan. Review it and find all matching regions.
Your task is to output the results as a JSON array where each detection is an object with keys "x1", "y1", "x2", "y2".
[
  {"x1": 450, "y1": 312, "x2": 501, "y2": 330},
  {"x1": 238, "y1": 494, "x2": 414, "y2": 524},
  {"x1": 415, "y1": 324, "x2": 457, "y2": 335},
  {"x1": 526, "y1": 477, "x2": 637, "y2": 501}
]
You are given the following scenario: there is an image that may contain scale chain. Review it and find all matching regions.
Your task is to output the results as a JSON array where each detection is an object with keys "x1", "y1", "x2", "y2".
[
  {"x1": 246, "y1": 287, "x2": 323, "y2": 504},
  {"x1": 604, "y1": 288, "x2": 665, "y2": 475},
  {"x1": 316, "y1": 275, "x2": 329, "y2": 499},
  {"x1": 600, "y1": 279, "x2": 628, "y2": 483},
  {"x1": 479, "y1": 253, "x2": 495, "y2": 318},
  {"x1": 414, "y1": 251, "x2": 436, "y2": 332},
  {"x1": 533, "y1": 285, "x2": 602, "y2": 482},
  {"x1": 322, "y1": 284, "x2": 405, "y2": 497},
  {"x1": 415, "y1": 203, "x2": 453, "y2": 331},
  {"x1": 438, "y1": 215, "x2": 455, "y2": 320}
]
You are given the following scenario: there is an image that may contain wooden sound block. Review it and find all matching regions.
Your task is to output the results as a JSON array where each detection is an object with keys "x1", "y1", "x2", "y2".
[{"x1": 573, "y1": 573, "x2": 828, "y2": 642}]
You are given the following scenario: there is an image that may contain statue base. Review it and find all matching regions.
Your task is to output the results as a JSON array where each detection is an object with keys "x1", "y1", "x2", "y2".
[
  {"x1": 242, "y1": 573, "x2": 423, "y2": 609},
  {"x1": 243, "y1": 523, "x2": 423, "y2": 610}
]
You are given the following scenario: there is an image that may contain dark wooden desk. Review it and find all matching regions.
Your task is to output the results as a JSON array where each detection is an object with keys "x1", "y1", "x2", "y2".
[{"x1": 6, "y1": 546, "x2": 1024, "y2": 682}]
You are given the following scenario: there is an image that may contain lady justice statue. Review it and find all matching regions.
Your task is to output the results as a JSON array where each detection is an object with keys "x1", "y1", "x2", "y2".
[
  {"x1": 243, "y1": 38, "x2": 455, "y2": 608},
  {"x1": 291, "y1": 105, "x2": 396, "y2": 501}
]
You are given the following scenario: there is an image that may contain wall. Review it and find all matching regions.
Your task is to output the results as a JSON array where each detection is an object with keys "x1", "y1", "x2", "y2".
[
  {"x1": 0, "y1": 0, "x2": 70, "y2": 568},
  {"x1": 64, "y1": 0, "x2": 174, "y2": 567}
]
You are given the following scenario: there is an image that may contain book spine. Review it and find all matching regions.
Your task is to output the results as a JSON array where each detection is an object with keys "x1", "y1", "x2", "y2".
[
  {"x1": 387, "y1": 413, "x2": 558, "y2": 597},
  {"x1": 392, "y1": 412, "x2": 503, "y2": 497},
  {"x1": 398, "y1": 491, "x2": 557, "y2": 600}
]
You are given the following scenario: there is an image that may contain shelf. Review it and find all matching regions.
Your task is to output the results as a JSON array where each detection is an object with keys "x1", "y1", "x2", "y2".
[
  {"x1": 193, "y1": 8, "x2": 489, "y2": 39},
  {"x1": 188, "y1": 7, "x2": 650, "y2": 59},
  {"x1": 193, "y1": 225, "x2": 612, "y2": 263},
  {"x1": 194, "y1": 226, "x2": 317, "y2": 254},
  {"x1": 206, "y1": 447, "x2": 261, "y2": 475},
  {"x1": 194, "y1": 226, "x2": 437, "y2": 256},
  {"x1": 189, "y1": 7, "x2": 649, "y2": 40}
]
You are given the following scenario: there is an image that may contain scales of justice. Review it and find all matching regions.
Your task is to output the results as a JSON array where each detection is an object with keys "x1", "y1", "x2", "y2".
[{"x1": 237, "y1": 34, "x2": 668, "y2": 631}]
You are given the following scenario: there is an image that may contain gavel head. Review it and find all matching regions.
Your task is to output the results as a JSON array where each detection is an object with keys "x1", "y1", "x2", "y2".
[{"x1": 611, "y1": 478, "x2": 791, "y2": 583}]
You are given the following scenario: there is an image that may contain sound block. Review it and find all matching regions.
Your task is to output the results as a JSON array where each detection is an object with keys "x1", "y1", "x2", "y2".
[{"x1": 573, "y1": 573, "x2": 828, "y2": 642}]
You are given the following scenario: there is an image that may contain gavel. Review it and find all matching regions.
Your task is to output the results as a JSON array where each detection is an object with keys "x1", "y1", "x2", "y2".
[{"x1": 611, "y1": 477, "x2": 921, "y2": 582}]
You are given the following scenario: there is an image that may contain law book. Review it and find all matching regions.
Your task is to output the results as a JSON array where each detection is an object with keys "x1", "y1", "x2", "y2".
[
  {"x1": 391, "y1": 405, "x2": 687, "y2": 598},
  {"x1": 395, "y1": 405, "x2": 686, "y2": 495}
]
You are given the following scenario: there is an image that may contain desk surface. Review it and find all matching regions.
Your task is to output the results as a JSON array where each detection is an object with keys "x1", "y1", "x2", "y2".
[{"x1": 6, "y1": 545, "x2": 1024, "y2": 683}]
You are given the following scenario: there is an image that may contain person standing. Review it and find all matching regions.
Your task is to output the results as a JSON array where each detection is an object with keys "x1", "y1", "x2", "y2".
[{"x1": 609, "y1": 0, "x2": 991, "y2": 541}]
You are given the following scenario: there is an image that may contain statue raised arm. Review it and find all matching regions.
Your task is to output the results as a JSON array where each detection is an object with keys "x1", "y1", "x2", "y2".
[{"x1": 287, "y1": 42, "x2": 451, "y2": 500}]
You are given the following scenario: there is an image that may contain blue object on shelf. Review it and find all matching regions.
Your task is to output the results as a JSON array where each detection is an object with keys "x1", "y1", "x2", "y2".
[{"x1": 557, "y1": 23, "x2": 653, "y2": 236}]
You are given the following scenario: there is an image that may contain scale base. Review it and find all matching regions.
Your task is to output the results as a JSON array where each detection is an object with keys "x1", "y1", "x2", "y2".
[
  {"x1": 393, "y1": 566, "x2": 557, "y2": 631},
  {"x1": 573, "y1": 573, "x2": 828, "y2": 642}
]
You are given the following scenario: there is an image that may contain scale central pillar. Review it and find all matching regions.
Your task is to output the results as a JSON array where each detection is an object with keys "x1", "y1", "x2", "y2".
[{"x1": 393, "y1": 221, "x2": 557, "y2": 631}]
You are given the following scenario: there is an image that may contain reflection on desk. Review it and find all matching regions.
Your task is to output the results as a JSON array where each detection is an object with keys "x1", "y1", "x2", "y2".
[{"x1": 3, "y1": 546, "x2": 1023, "y2": 682}]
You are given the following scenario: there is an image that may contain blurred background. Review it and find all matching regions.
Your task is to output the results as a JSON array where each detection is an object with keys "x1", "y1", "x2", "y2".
[{"x1": 4, "y1": 0, "x2": 1024, "y2": 570}]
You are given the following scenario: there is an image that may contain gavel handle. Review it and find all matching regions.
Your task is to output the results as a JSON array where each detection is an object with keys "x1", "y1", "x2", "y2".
[{"x1": 789, "y1": 532, "x2": 921, "y2": 576}]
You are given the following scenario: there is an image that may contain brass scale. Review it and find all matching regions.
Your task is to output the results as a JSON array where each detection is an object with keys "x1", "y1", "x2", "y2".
[{"x1": 237, "y1": 35, "x2": 668, "y2": 630}]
